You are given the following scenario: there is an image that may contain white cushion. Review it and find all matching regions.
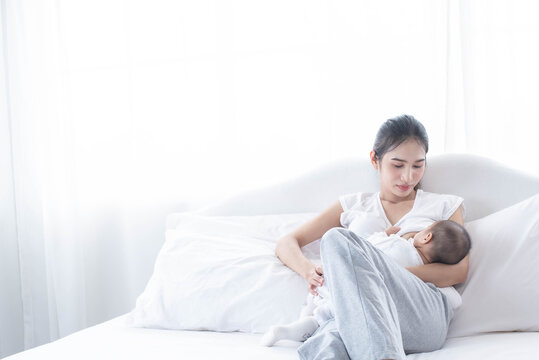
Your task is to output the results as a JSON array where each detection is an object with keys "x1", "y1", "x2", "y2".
[
  {"x1": 448, "y1": 194, "x2": 539, "y2": 338},
  {"x1": 132, "y1": 194, "x2": 539, "y2": 337},
  {"x1": 130, "y1": 212, "x2": 320, "y2": 333}
]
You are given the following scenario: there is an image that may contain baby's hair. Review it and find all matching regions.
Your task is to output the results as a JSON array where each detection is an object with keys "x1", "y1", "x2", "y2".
[{"x1": 429, "y1": 220, "x2": 471, "y2": 265}]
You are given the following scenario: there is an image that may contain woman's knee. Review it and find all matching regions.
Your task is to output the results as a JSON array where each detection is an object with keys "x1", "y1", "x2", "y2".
[
  {"x1": 321, "y1": 227, "x2": 348, "y2": 240},
  {"x1": 320, "y1": 227, "x2": 349, "y2": 254},
  {"x1": 320, "y1": 228, "x2": 374, "y2": 270},
  {"x1": 321, "y1": 228, "x2": 370, "y2": 253}
]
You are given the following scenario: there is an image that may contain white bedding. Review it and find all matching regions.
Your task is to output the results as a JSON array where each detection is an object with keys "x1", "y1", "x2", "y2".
[
  {"x1": 409, "y1": 332, "x2": 539, "y2": 360},
  {"x1": 7, "y1": 314, "x2": 298, "y2": 360},
  {"x1": 6, "y1": 154, "x2": 539, "y2": 359},
  {"x1": 6, "y1": 314, "x2": 539, "y2": 360}
]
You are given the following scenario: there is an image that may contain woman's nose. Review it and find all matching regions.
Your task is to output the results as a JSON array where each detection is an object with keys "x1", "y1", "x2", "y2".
[{"x1": 401, "y1": 168, "x2": 413, "y2": 183}]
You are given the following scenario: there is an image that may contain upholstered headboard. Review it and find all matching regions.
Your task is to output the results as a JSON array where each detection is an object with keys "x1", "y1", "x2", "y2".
[{"x1": 167, "y1": 154, "x2": 539, "y2": 227}]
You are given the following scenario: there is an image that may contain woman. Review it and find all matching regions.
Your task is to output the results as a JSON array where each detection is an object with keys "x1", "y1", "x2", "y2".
[{"x1": 275, "y1": 115, "x2": 468, "y2": 360}]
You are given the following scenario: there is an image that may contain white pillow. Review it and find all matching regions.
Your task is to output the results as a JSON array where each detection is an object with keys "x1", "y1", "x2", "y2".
[
  {"x1": 448, "y1": 194, "x2": 539, "y2": 338},
  {"x1": 130, "y1": 212, "x2": 321, "y2": 333}
]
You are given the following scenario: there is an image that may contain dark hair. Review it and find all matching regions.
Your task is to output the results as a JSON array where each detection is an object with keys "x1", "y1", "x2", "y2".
[
  {"x1": 373, "y1": 114, "x2": 429, "y2": 161},
  {"x1": 373, "y1": 115, "x2": 429, "y2": 190},
  {"x1": 429, "y1": 220, "x2": 472, "y2": 265}
]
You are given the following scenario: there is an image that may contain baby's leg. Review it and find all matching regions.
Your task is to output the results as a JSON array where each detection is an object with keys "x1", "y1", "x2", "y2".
[
  {"x1": 316, "y1": 284, "x2": 331, "y2": 300},
  {"x1": 313, "y1": 301, "x2": 334, "y2": 324},
  {"x1": 312, "y1": 281, "x2": 334, "y2": 323},
  {"x1": 260, "y1": 316, "x2": 319, "y2": 347},
  {"x1": 299, "y1": 293, "x2": 317, "y2": 318}
]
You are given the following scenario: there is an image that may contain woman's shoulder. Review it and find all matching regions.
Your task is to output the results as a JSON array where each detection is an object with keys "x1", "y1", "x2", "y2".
[
  {"x1": 419, "y1": 189, "x2": 463, "y2": 201},
  {"x1": 417, "y1": 190, "x2": 465, "y2": 219}
]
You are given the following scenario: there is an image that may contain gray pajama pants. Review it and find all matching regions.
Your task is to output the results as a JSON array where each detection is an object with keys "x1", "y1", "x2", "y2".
[{"x1": 297, "y1": 228, "x2": 454, "y2": 360}]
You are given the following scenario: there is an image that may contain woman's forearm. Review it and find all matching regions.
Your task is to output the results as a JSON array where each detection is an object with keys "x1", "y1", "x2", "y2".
[
  {"x1": 406, "y1": 254, "x2": 469, "y2": 288},
  {"x1": 275, "y1": 235, "x2": 314, "y2": 279}
]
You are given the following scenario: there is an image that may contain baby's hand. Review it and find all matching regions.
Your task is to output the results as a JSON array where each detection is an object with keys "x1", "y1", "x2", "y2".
[{"x1": 385, "y1": 226, "x2": 401, "y2": 236}]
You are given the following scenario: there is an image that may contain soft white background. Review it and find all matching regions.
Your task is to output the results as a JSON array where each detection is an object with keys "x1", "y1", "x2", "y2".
[{"x1": 1, "y1": 0, "x2": 539, "y2": 358}]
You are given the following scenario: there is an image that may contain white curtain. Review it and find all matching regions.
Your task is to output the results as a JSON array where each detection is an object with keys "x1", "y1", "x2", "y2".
[{"x1": 1, "y1": 0, "x2": 539, "y2": 358}]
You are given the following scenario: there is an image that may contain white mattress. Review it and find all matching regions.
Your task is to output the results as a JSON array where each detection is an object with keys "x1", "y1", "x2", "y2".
[
  {"x1": 408, "y1": 332, "x2": 539, "y2": 360},
  {"x1": 6, "y1": 314, "x2": 539, "y2": 359},
  {"x1": 7, "y1": 314, "x2": 298, "y2": 360}
]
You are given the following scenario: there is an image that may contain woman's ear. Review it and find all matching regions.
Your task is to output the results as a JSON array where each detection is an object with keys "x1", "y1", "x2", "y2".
[{"x1": 370, "y1": 150, "x2": 379, "y2": 170}]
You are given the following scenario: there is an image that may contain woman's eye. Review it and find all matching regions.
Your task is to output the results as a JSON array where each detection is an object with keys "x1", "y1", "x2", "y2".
[{"x1": 393, "y1": 165, "x2": 423, "y2": 169}]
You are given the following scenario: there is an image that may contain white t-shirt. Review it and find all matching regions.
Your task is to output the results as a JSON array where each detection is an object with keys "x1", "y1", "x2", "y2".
[
  {"x1": 337, "y1": 189, "x2": 465, "y2": 311},
  {"x1": 339, "y1": 189, "x2": 465, "y2": 240}
]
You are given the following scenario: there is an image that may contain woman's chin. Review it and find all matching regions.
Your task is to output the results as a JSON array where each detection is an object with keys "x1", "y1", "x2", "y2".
[{"x1": 394, "y1": 186, "x2": 415, "y2": 199}]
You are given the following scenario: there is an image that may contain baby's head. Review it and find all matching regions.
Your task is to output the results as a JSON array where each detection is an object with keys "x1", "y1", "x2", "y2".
[{"x1": 414, "y1": 220, "x2": 471, "y2": 265}]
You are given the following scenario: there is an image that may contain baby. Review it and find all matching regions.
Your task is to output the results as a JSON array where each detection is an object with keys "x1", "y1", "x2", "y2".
[{"x1": 261, "y1": 220, "x2": 471, "y2": 347}]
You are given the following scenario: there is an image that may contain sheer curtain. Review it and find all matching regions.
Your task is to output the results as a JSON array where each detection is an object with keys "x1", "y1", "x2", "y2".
[
  {"x1": 444, "y1": 0, "x2": 539, "y2": 166},
  {"x1": 1, "y1": 0, "x2": 539, "y2": 358}
]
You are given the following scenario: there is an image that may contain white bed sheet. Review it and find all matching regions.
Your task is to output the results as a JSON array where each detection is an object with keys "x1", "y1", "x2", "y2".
[
  {"x1": 6, "y1": 314, "x2": 298, "y2": 360},
  {"x1": 408, "y1": 332, "x2": 539, "y2": 360},
  {"x1": 6, "y1": 314, "x2": 539, "y2": 360}
]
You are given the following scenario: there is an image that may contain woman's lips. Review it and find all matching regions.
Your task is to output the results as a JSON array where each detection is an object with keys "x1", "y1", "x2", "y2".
[{"x1": 397, "y1": 185, "x2": 411, "y2": 191}]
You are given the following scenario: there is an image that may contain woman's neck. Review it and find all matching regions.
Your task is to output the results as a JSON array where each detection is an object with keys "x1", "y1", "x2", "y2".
[{"x1": 379, "y1": 189, "x2": 417, "y2": 203}]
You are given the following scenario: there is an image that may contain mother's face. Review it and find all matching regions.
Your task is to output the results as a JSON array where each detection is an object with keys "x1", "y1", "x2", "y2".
[{"x1": 370, "y1": 139, "x2": 426, "y2": 200}]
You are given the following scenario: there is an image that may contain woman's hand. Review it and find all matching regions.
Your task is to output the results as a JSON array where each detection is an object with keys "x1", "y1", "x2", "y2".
[
  {"x1": 305, "y1": 264, "x2": 324, "y2": 296},
  {"x1": 385, "y1": 226, "x2": 401, "y2": 236}
]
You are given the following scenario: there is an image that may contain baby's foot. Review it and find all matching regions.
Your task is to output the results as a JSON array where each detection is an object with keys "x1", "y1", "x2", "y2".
[
  {"x1": 260, "y1": 327, "x2": 279, "y2": 347},
  {"x1": 260, "y1": 317, "x2": 319, "y2": 347}
]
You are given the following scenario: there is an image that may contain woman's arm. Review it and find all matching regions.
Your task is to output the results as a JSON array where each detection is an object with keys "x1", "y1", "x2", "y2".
[
  {"x1": 275, "y1": 200, "x2": 343, "y2": 294},
  {"x1": 406, "y1": 205, "x2": 469, "y2": 287}
]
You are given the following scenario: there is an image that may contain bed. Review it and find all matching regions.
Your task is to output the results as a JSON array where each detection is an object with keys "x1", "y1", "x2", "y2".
[{"x1": 6, "y1": 153, "x2": 539, "y2": 359}]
